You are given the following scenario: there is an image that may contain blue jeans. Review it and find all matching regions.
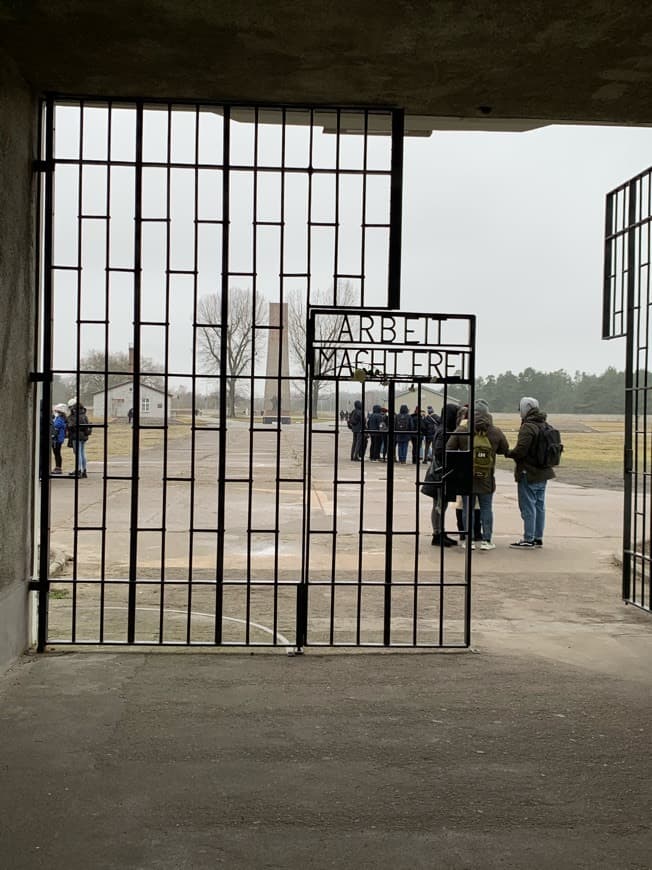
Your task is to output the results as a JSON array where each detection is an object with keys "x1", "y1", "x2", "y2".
[
  {"x1": 74, "y1": 440, "x2": 87, "y2": 472},
  {"x1": 463, "y1": 493, "x2": 494, "y2": 542},
  {"x1": 517, "y1": 474, "x2": 547, "y2": 541},
  {"x1": 397, "y1": 440, "x2": 409, "y2": 462}
]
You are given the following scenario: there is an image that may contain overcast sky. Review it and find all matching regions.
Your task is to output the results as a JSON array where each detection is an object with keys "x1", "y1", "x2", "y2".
[
  {"x1": 402, "y1": 124, "x2": 652, "y2": 376},
  {"x1": 51, "y1": 107, "x2": 652, "y2": 381}
]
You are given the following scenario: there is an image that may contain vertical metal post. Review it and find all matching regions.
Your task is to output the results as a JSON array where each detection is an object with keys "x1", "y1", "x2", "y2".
[
  {"x1": 383, "y1": 381, "x2": 396, "y2": 646},
  {"x1": 127, "y1": 103, "x2": 144, "y2": 643},
  {"x1": 602, "y1": 194, "x2": 615, "y2": 340},
  {"x1": 36, "y1": 97, "x2": 55, "y2": 653},
  {"x1": 465, "y1": 316, "x2": 477, "y2": 647},
  {"x1": 622, "y1": 180, "x2": 637, "y2": 602},
  {"x1": 388, "y1": 109, "x2": 404, "y2": 309},
  {"x1": 214, "y1": 106, "x2": 230, "y2": 644}
]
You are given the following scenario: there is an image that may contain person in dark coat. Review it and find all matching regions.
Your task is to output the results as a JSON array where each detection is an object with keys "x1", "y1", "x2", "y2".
[
  {"x1": 394, "y1": 404, "x2": 414, "y2": 463},
  {"x1": 379, "y1": 408, "x2": 389, "y2": 461},
  {"x1": 367, "y1": 404, "x2": 386, "y2": 462},
  {"x1": 410, "y1": 407, "x2": 424, "y2": 463},
  {"x1": 430, "y1": 402, "x2": 459, "y2": 546},
  {"x1": 506, "y1": 396, "x2": 556, "y2": 548},
  {"x1": 347, "y1": 400, "x2": 367, "y2": 461},
  {"x1": 446, "y1": 399, "x2": 509, "y2": 550},
  {"x1": 422, "y1": 406, "x2": 438, "y2": 463},
  {"x1": 67, "y1": 398, "x2": 91, "y2": 478}
]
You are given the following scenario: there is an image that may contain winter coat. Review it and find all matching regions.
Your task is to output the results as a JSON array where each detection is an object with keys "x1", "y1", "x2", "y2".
[
  {"x1": 51, "y1": 413, "x2": 67, "y2": 446},
  {"x1": 67, "y1": 405, "x2": 91, "y2": 443},
  {"x1": 432, "y1": 403, "x2": 459, "y2": 464},
  {"x1": 506, "y1": 408, "x2": 556, "y2": 483},
  {"x1": 367, "y1": 405, "x2": 385, "y2": 432},
  {"x1": 348, "y1": 400, "x2": 364, "y2": 433},
  {"x1": 394, "y1": 404, "x2": 414, "y2": 442},
  {"x1": 422, "y1": 412, "x2": 438, "y2": 439},
  {"x1": 446, "y1": 412, "x2": 510, "y2": 494}
]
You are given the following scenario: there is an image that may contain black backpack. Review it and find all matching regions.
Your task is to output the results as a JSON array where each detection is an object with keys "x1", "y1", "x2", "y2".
[
  {"x1": 532, "y1": 422, "x2": 563, "y2": 467},
  {"x1": 395, "y1": 413, "x2": 410, "y2": 432}
]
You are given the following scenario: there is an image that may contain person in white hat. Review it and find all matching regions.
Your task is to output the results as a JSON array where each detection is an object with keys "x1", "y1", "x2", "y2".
[{"x1": 50, "y1": 404, "x2": 69, "y2": 475}]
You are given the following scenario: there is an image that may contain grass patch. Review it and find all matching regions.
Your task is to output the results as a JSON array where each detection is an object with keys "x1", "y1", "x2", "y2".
[
  {"x1": 49, "y1": 587, "x2": 70, "y2": 599},
  {"x1": 83, "y1": 419, "x2": 201, "y2": 462},
  {"x1": 492, "y1": 413, "x2": 625, "y2": 490}
]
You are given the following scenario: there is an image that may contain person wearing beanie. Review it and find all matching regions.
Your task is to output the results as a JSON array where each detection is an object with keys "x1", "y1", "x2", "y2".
[
  {"x1": 505, "y1": 396, "x2": 555, "y2": 548},
  {"x1": 446, "y1": 399, "x2": 509, "y2": 550}
]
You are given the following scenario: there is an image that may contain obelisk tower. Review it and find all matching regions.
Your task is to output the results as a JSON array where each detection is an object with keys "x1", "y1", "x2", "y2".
[{"x1": 262, "y1": 302, "x2": 292, "y2": 423}]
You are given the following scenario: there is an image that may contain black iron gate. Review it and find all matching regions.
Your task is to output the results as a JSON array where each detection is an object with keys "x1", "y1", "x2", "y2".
[
  {"x1": 34, "y1": 97, "x2": 474, "y2": 649},
  {"x1": 603, "y1": 167, "x2": 652, "y2": 612}
]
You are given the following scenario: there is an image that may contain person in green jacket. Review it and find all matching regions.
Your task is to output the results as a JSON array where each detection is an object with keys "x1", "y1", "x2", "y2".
[
  {"x1": 446, "y1": 400, "x2": 509, "y2": 550},
  {"x1": 505, "y1": 396, "x2": 556, "y2": 549}
]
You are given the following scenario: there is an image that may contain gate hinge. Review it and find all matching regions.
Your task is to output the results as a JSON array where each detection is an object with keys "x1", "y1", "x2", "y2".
[
  {"x1": 29, "y1": 372, "x2": 46, "y2": 383},
  {"x1": 32, "y1": 159, "x2": 54, "y2": 173},
  {"x1": 29, "y1": 579, "x2": 50, "y2": 592}
]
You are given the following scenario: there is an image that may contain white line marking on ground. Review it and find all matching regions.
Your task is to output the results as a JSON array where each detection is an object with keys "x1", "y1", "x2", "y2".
[{"x1": 99, "y1": 604, "x2": 292, "y2": 647}]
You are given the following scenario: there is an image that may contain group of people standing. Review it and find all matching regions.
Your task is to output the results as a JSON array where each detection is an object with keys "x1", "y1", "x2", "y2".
[
  {"x1": 50, "y1": 398, "x2": 91, "y2": 478},
  {"x1": 347, "y1": 401, "x2": 440, "y2": 464},
  {"x1": 347, "y1": 395, "x2": 556, "y2": 550},
  {"x1": 430, "y1": 396, "x2": 556, "y2": 550}
]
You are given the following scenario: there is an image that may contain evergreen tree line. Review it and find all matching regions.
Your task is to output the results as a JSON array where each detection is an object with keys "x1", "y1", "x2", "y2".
[{"x1": 475, "y1": 367, "x2": 628, "y2": 414}]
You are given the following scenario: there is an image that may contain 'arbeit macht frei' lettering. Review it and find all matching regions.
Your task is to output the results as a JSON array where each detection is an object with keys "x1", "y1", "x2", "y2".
[
  {"x1": 311, "y1": 313, "x2": 472, "y2": 380},
  {"x1": 315, "y1": 346, "x2": 469, "y2": 380}
]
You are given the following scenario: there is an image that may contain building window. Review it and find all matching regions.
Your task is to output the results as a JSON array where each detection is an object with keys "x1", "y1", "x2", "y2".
[{"x1": 141, "y1": 397, "x2": 150, "y2": 415}]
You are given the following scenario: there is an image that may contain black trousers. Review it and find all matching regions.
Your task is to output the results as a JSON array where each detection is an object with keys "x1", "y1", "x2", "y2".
[{"x1": 51, "y1": 441, "x2": 62, "y2": 469}]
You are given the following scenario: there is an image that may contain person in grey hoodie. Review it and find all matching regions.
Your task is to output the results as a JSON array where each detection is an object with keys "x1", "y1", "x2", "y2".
[{"x1": 506, "y1": 396, "x2": 556, "y2": 548}]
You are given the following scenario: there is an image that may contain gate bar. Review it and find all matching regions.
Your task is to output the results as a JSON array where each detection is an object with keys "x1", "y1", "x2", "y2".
[{"x1": 36, "y1": 96, "x2": 56, "y2": 653}]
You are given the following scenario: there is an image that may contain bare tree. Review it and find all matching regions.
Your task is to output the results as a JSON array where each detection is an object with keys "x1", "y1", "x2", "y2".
[
  {"x1": 63, "y1": 350, "x2": 164, "y2": 407},
  {"x1": 197, "y1": 288, "x2": 266, "y2": 417},
  {"x1": 287, "y1": 283, "x2": 356, "y2": 417}
]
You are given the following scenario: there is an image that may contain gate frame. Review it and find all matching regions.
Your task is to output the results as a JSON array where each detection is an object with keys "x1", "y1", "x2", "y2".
[{"x1": 603, "y1": 168, "x2": 652, "y2": 613}]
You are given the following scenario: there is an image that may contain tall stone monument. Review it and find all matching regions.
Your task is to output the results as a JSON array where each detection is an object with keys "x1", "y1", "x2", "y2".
[{"x1": 262, "y1": 302, "x2": 292, "y2": 424}]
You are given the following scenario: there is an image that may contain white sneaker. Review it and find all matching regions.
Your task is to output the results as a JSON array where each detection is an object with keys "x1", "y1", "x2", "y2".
[
  {"x1": 461, "y1": 542, "x2": 475, "y2": 550},
  {"x1": 479, "y1": 541, "x2": 496, "y2": 550}
]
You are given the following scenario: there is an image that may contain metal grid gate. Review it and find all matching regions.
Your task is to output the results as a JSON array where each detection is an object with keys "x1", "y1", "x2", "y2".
[
  {"x1": 34, "y1": 97, "x2": 474, "y2": 649},
  {"x1": 603, "y1": 167, "x2": 652, "y2": 612}
]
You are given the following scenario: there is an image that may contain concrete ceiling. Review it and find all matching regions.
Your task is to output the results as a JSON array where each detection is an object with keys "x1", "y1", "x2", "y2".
[{"x1": 2, "y1": 1, "x2": 652, "y2": 128}]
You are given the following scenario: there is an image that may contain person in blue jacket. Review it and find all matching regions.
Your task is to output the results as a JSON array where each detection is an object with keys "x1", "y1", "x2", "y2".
[{"x1": 50, "y1": 403, "x2": 68, "y2": 476}]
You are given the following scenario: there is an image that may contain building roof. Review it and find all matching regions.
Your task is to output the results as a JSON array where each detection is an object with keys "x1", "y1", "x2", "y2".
[{"x1": 92, "y1": 380, "x2": 169, "y2": 397}]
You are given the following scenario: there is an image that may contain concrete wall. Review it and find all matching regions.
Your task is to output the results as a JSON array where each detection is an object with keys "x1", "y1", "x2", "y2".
[{"x1": 0, "y1": 54, "x2": 37, "y2": 673}]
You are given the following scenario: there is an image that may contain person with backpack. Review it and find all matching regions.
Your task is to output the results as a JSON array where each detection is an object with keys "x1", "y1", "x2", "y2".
[
  {"x1": 410, "y1": 407, "x2": 424, "y2": 463},
  {"x1": 394, "y1": 404, "x2": 414, "y2": 463},
  {"x1": 446, "y1": 399, "x2": 509, "y2": 550},
  {"x1": 379, "y1": 408, "x2": 389, "y2": 461},
  {"x1": 506, "y1": 396, "x2": 561, "y2": 549},
  {"x1": 347, "y1": 399, "x2": 367, "y2": 461},
  {"x1": 422, "y1": 406, "x2": 439, "y2": 463},
  {"x1": 67, "y1": 397, "x2": 92, "y2": 478},
  {"x1": 367, "y1": 404, "x2": 387, "y2": 462}
]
